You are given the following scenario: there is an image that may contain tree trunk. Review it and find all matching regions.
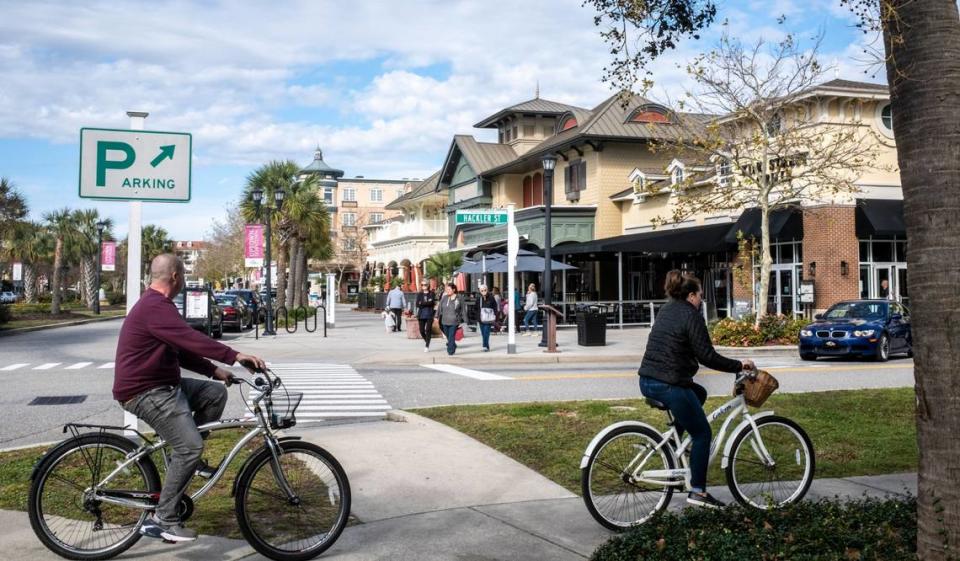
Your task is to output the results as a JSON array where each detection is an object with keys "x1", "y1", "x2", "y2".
[
  {"x1": 275, "y1": 240, "x2": 288, "y2": 311},
  {"x1": 24, "y1": 263, "x2": 37, "y2": 303},
  {"x1": 78, "y1": 261, "x2": 88, "y2": 307},
  {"x1": 51, "y1": 238, "x2": 63, "y2": 315},
  {"x1": 296, "y1": 240, "x2": 307, "y2": 307},
  {"x1": 286, "y1": 239, "x2": 298, "y2": 309},
  {"x1": 882, "y1": 2, "x2": 960, "y2": 559},
  {"x1": 756, "y1": 204, "x2": 772, "y2": 326}
]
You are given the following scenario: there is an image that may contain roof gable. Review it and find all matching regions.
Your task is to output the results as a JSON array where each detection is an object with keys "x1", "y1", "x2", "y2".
[{"x1": 474, "y1": 97, "x2": 590, "y2": 128}]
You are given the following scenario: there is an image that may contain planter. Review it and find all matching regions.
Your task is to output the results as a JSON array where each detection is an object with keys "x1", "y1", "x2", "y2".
[{"x1": 405, "y1": 316, "x2": 421, "y2": 339}]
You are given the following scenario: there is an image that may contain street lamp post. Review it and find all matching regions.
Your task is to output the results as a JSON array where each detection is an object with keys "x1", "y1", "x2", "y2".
[
  {"x1": 252, "y1": 186, "x2": 285, "y2": 335},
  {"x1": 94, "y1": 221, "x2": 106, "y2": 315},
  {"x1": 539, "y1": 155, "x2": 556, "y2": 348}
]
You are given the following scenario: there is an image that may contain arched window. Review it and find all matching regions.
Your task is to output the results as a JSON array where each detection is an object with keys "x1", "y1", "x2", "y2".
[
  {"x1": 522, "y1": 176, "x2": 533, "y2": 208},
  {"x1": 627, "y1": 105, "x2": 672, "y2": 124},
  {"x1": 532, "y1": 173, "x2": 543, "y2": 206},
  {"x1": 559, "y1": 114, "x2": 578, "y2": 132},
  {"x1": 876, "y1": 103, "x2": 894, "y2": 139}
]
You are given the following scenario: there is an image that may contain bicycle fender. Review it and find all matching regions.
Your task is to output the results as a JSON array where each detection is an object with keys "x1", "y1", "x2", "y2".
[
  {"x1": 720, "y1": 411, "x2": 775, "y2": 469},
  {"x1": 231, "y1": 436, "x2": 302, "y2": 497},
  {"x1": 579, "y1": 421, "x2": 659, "y2": 469}
]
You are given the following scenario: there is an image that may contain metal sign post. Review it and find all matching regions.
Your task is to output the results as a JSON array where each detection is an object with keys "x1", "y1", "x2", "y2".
[
  {"x1": 326, "y1": 273, "x2": 337, "y2": 326},
  {"x1": 507, "y1": 204, "x2": 518, "y2": 354}
]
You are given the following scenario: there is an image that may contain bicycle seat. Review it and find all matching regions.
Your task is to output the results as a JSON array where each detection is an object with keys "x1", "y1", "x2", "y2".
[{"x1": 644, "y1": 398, "x2": 669, "y2": 411}]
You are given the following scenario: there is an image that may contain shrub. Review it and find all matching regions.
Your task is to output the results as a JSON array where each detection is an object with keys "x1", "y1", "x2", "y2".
[
  {"x1": 711, "y1": 314, "x2": 808, "y2": 346},
  {"x1": 0, "y1": 305, "x2": 10, "y2": 325},
  {"x1": 107, "y1": 292, "x2": 125, "y2": 306},
  {"x1": 591, "y1": 497, "x2": 916, "y2": 561}
]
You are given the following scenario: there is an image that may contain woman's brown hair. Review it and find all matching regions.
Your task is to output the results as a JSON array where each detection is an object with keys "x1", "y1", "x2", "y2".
[{"x1": 664, "y1": 269, "x2": 702, "y2": 300}]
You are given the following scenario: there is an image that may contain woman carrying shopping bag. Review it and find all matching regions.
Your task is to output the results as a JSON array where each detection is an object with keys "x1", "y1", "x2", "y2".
[{"x1": 477, "y1": 284, "x2": 498, "y2": 352}]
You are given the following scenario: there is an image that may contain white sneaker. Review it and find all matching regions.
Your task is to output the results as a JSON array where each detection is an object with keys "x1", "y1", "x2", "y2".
[{"x1": 423, "y1": 346, "x2": 429, "y2": 353}]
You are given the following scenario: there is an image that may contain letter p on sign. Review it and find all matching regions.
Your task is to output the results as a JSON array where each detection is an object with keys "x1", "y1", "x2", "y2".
[{"x1": 96, "y1": 141, "x2": 135, "y2": 187}]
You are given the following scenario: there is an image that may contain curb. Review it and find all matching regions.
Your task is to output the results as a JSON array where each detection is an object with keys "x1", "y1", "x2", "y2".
[{"x1": 0, "y1": 314, "x2": 125, "y2": 337}]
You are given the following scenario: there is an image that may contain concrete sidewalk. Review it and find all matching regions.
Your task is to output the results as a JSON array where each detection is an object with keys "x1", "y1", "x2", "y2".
[
  {"x1": 229, "y1": 305, "x2": 795, "y2": 368},
  {"x1": 3, "y1": 410, "x2": 915, "y2": 561}
]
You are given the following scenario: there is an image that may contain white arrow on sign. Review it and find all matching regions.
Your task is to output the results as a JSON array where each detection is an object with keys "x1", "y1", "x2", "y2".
[{"x1": 79, "y1": 128, "x2": 192, "y2": 202}]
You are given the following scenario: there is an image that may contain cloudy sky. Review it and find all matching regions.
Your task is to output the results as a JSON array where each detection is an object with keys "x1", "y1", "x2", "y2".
[{"x1": 0, "y1": 0, "x2": 881, "y2": 240}]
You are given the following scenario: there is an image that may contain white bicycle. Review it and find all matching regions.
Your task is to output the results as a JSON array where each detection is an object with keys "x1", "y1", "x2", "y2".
[{"x1": 580, "y1": 373, "x2": 815, "y2": 531}]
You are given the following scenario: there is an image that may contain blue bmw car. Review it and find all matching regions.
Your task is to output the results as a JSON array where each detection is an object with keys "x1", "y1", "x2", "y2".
[{"x1": 798, "y1": 299, "x2": 913, "y2": 361}]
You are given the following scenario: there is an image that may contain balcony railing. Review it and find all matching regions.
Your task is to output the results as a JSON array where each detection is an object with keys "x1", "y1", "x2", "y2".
[{"x1": 369, "y1": 219, "x2": 447, "y2": 244}]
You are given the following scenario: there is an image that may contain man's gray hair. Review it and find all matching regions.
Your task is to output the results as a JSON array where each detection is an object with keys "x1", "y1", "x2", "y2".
[
  {"x1": 150, "y1": 253, "x2": 184, "y2": 282},
  {"x1": 478, "y1": 284, "x2": 488, "y2": 290}
]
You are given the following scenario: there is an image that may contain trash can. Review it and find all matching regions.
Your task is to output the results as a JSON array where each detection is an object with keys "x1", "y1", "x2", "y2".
[{"x1": 576, "y1": 305, "x2": 607, "y2": 346}]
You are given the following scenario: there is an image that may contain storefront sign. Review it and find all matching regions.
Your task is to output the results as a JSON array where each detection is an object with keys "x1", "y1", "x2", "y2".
[
  {"x1": 101, "y1": 242, "x2": 116, "y2": 272},
  {"x1": 799, "y1": 280, "x2": 815, "y2": 304},
  {"x1": 244, "y1": 224, "x2": 264, "y2": 267}
]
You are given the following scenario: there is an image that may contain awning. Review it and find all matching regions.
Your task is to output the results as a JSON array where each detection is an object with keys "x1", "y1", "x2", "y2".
[
  {"x1": 856, "y1": 199, "x2": 905, "y2": 237},
  {"x1": 554, "y1": 222, "x2": 734, "y2": 256},
  {"x1": 723, "y1": 207, "x2": 803, "y2": 244}
]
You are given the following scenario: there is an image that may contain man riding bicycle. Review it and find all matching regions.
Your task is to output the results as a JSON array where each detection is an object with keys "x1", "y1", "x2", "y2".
[{"x1": 112, "y1": 254, "x2": 266, "y2": 542}]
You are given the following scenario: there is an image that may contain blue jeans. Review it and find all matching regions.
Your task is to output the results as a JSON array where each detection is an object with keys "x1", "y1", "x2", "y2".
[
  {"x1": 639, "y1": 376, "x2": 710, "y2": 492},
  {"x1": 522, "y1": 310, "x2": 539, "y2": 331},
  {"x1": 441, "y1": 323, "x2": 458, "y2": 355},
  {"x1": 479, "y1": 323, "x2": 492, "y2": 349}
]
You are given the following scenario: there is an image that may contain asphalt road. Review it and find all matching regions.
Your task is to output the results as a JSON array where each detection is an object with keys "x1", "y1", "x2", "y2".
[{"x1": 0, "y1": 320, "x2": 915, "y2": 449}]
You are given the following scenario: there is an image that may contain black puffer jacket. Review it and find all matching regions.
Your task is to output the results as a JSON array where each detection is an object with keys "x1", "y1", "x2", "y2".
[{"x1": 638, "y1": 299, "x2": 742, "y2": 386}]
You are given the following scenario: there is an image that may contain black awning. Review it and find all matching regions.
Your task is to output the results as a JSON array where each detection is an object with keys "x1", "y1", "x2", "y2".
[
  {"x1": 856, "y1": 199, "x2": 905, "y2": 237},
  {"x1": 723, "y1": 207, "x2": 803, "y2": 244},
  {"x1": 554, "y1": 222, "x2": 734, "y2": 256}
]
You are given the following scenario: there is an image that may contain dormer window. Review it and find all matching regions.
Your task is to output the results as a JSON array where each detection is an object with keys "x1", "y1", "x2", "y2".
[
  {"x1": 627, "y1": 105, "x2": 672, "y2": 124},
  {"x1": 672, "y1": 167, "x2": 684, "y2": 186},
  {"x1": 558, "y1": 114, "x2": 578, "y2": 132}
]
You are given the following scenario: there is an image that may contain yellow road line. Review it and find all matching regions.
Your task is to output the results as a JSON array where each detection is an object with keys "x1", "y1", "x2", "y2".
[{"x1": 513, "y1": 363, "x2": 912, "y2": 382}]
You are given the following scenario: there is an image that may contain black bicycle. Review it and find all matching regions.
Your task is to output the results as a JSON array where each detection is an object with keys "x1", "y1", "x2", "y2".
[{"x1": 27, "y1": 369, "x2": 351, "y2": 561}]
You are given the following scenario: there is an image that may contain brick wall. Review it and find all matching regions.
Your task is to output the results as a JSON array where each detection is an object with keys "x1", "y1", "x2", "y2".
[{"x1": 802, "y1": 205, "x2": 860, "y2": 311}]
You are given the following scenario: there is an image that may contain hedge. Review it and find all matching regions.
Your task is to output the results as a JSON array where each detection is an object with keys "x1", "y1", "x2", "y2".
[
  {"x1": 590, "y1": 497, "x2": 916, "y2": 561},
  {"x1": 710, "y1": 314, "x2": 808, "y2": 347}
]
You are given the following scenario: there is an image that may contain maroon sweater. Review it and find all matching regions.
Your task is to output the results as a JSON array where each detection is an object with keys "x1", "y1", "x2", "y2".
[{"x1": 113, "y1": 288, "x2": 239, "y2": 402}]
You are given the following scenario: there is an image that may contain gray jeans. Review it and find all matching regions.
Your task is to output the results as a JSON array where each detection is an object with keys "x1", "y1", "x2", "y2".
[{"x1": 122, "y1": 377, "x2": 227, "y2": 524}]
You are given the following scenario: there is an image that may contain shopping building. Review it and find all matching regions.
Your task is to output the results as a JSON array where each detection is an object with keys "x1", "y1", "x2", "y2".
[{"x1": 404, "y1": 79, "x2": 905, "y2": 323}]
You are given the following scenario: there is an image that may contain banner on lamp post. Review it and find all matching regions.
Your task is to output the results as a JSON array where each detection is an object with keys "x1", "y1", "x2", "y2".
[
  {"x1": 12, "y1": 262, "x2": 22, "y2": 282},
  {"x1": 244, "y1": 225, "x2": 264, "y2": 268},
  {"x1": 101, "y1": 242, "x2": 116, "y2": 272}
]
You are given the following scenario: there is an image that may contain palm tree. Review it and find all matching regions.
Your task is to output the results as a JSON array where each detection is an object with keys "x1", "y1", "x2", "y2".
[
  {"x1": 240, "y1": 160, "x2": 331, "y2": 308},
  {"x1": 425, "y1": 251, "x2": 463, "y2": 285},
  {"x1": 140, "y1": 225, "x2": 173, "y2": 286},
  {"x1": 72, "y1": 209, "x2": 114, "y2": 310},
  {"x1": 43, "y1": 208, "x2": 78, "y2": 315},
  {"x1": 1, "y1": 221, "x2": 49, "y2": 303},
  {"x1": 0, "y1": 177, "x2": 27, "y2": 239}
]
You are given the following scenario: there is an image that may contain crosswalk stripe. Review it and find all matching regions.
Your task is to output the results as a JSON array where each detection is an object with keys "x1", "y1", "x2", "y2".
[
  {"x1": 249, "y1": 362, "x2": 391, "y2": 421},
  {"x1": 34, "y1": 363, "x2": 62, "y2": 370},
  {"x1": 1, "y1": 363, "x2": 29, "y2": 371},
  {"x1": 66, "y1": 362, "x2": 93, "y2": 370},
  {"x1": 421, "y1": 363, "x2": 511, "y2": 381},
  {"x1": 98, "y1": 362, "x2": 115, "y2": 369}
]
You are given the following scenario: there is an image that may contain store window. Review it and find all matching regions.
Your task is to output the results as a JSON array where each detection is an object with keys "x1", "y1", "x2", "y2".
[
  {"x1": 370, "y1": 212, "x2": 383, "y2": 224},
  {"x1": 342, "y1": 188, "x2": 356, "y2": 202},
  {"x1": 342, "y1": 213, "x2": 356, "y2": 226},
  {"x1": 370, "y1": 188, "x2": 383, "y2": 202}
]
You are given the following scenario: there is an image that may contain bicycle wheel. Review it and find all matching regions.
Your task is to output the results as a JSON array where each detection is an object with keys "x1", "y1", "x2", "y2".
[
  {"x1": 725, "y1": 416, "x2": 815, "y2": 509},
  {"x1": 28, "y1": 433, "x2": 160, "y2": 560},
  {"x1": 235, "y1": 440, "x2": 351, "y2": 561},
  {"x1": 581, "y1": 425, "x2": 676, "y2": 531}
]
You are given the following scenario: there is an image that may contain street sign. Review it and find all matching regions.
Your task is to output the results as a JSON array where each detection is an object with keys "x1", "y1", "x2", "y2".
[
  {"x1": 79, "y1": 128, "x2": 192, "y2": 202},
  {"x1": 455, "y1": 209, "x2": 508, "y2": 225}
]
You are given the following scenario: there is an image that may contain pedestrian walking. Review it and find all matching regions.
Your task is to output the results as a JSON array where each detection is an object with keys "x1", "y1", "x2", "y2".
[
  {"x1": 415, "y1": 281, "x2": 437, "y2": 352},
  {"x1": 438, "y1": 283, "x2": 464, "y2": 355},
  {"x1": 522, "y1": 283, "x2": 540, "y2": 335},
  {"x1": 386, "y1": 283, "x2": 405, "y2": 333},
  {"x1": 477, "y1": 284, "x2": 497, "y2": 351}
]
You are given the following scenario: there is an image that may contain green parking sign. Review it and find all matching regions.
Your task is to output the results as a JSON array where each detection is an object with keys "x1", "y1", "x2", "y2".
[{"x1": 79, "y1": 128, "x2": 192, "y2": 202}]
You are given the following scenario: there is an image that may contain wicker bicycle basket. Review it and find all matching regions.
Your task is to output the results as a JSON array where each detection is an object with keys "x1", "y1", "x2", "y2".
[{"x1": 740, "y1": 370, "x2": 779, "y2": 407}]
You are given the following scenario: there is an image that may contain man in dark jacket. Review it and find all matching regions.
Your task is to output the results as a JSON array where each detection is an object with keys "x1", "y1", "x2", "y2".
[
  {"x1": 114, "y1": 254, "x2": 265, "y2": 542},
  {"x1": 639, "y1": 270, "x2": 754, "y2": 509}
]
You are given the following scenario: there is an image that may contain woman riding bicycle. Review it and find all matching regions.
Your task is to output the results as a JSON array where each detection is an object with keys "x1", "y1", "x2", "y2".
[{"x1": 638, "y1": 270, "x2": 755, "y2": 509}]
